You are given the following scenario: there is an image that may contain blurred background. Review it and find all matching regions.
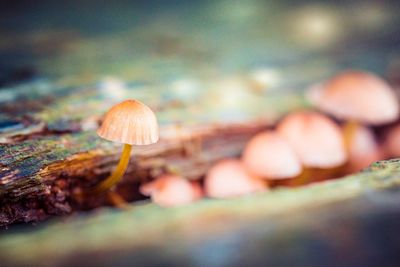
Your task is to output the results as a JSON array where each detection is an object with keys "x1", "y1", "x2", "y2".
[
  {"x1": 1, "y1": 0, "x2": 399, "y2": 86},
  {"x1": 1, "y1": 0, "x2": 400, "y2": 126}
]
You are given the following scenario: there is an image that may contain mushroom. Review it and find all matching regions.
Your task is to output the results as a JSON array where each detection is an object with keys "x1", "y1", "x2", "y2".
[
  {"x1": 277, "y1": 111, "x2": 347, "y2": 168},
  {"x1": 383, "y1": 124, "x2": 400, "y2": 158},
  {"x1": 277, "y1": 111, "x2": 347, "y2": 184},
  {"x1": 307, "y1": 70, "x2": 399, "y2": 154},
  {"x1": 140, "y1": 174, "x2": 202, "y2": 207},
  {"x1": 94, "y1": 99, "x2": 159, "y2": 194},
  {"x1": 205, "y1": 159, "x2": 267, "y2": 199},
  {"x1": 242, "y1": 131, "x2": 302, "y2": 179},
  {"x1": 346, "y1": 124, "x2": 383, "y2": 172},
  {"x1": 308, "y1": 71, "x2": 399, "y2": 125}
]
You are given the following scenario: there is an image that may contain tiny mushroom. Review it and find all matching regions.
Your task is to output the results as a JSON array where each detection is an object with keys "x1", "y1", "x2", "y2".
[
  {"x1": 383, "y1": 124, "x2": 400, "y2": 158},
  {"x1": 307, "y1": 70, "x2": 399, "y2": 156},
  {"x1": 140, "y1": 174, "x2": 202, "y2": 207},
  {"x1": 307, "y1": 70, "x2": 399, "y2": 125},
  {"x1": 346, "y1": 124, "x2": 383, "y2": 172},
  {"x1": 277, "y1": 111, "x2": 347, "y2": 169},
  {"x1": 205, "y1": 159, "x2": 266, "y2": 199},
  {"x1": 242, "y1": 131, "x2": 302, "y2": 179},
  {"x1": 94, "y1": 99, "x2": 159, "y2": 194}
]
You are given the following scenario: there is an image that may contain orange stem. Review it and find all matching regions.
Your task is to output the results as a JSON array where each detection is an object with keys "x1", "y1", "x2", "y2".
[{"x1": 92, "y1": 144, "x2": 132, "y2": 194}]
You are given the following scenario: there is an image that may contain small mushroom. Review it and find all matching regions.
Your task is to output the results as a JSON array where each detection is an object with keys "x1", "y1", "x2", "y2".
[
  {"x1": 205, "y1": 159, "x2": 267, "y2": 199},
  {"x1": 94, "y1": 99, "x2": 159, "y2": 194},
  {"x1": 140, "y1": 174, "x2": 202, "y2": 207},
  {"x1": 383, "y1": 124, "x2": 400, "y2": 158},
  {"x1": 307, "y1": 70, "x2": 400, "y2": 158},
  {"x1": 307, "y1": 70, "x2": 399, "y2": 125},
  {"x1": 346, "y1": 124, "x2": 382, "y2": 172},
  {"x1": 277, "y1": 111, "x2": 347, "y2": 169},
  {"x1": 242, "y1": 131, "x2": 302, "y2": 179}
]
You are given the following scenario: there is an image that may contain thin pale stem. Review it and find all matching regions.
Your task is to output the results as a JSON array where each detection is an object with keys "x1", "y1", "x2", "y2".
[{"x1": 92, "y1": 144, "x2": 132, "y2": 194}]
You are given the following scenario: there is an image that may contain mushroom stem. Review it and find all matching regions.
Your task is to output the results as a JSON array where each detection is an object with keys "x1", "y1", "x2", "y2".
[
  {"x1": 343, "y1": 120, "x2": 359, "y2": 152},
  {"x1": 288, "y1": 167, "x2": 312, "y2": 186},
  {"x1": 107, "y1": 191, "x2": 129, "y2": 208},
  {"x1": 93, "y1": 144, "x2": 132, "y2": 194}
]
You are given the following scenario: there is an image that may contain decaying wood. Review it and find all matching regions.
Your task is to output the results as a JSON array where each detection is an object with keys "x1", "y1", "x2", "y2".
[
  {"x1": 0, "y1": 76, "x2": 304, "y2": 226},
  {"x1": 0, "y1": 121, "x2": 270, "y2": 226},
  {"x1": 1, "y1": 159, "x2": 400, "y2": 267}
]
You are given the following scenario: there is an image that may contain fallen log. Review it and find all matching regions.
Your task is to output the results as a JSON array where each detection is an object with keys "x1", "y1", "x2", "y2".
[
  {"x1": 1, "y1": 159, "x2": 400, "y2": 267},
  {"x1": 0, "y1": 121, "x2": 271, "y2": 226}
]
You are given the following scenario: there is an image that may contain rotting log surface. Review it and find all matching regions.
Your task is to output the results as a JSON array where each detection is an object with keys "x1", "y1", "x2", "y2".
[
  {"x1": 0, "y1": 68, "x2": 306, "y2": 226},
  {"x1": 0, "y1": 121, "x2": 270, "y2": 226},
  {"x1": 1, "y1": 159, "x2": 400, "y2": 267}
]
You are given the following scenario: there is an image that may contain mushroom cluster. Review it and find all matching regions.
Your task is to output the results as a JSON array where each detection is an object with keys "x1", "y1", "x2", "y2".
[
  {"x1": 307, "y1": 70, "x2": 399, "y2": 172},
  {"x1": 200, "y1": 70, "x2": 398, "y2": 199},
  {"x1": 95, "y1": 69, "x2": 400, "y2": 207}
]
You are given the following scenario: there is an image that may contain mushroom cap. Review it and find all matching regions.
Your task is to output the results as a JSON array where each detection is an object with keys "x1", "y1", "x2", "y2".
[
  {"x1": 308, "y1": 70, "x2": 399, "y2": 125},
  {"x1": 347, "y1": 125, "x2": 382, "y2": 172},
  {"x1": 97, "y1": 99, "x2": 159, "y2": 145},
  {"x1": 277, "y1": 111, "x2": 347, "y2": 168},
  {"x1": 205, "y1": 159, "x2": 266, "y2": 199},
  {"x1": 139, "y1": 174, "x2": 202, "y2": 207},
  {"x1": 242, "y1": 131, "x2": 302, "y2": 179}
]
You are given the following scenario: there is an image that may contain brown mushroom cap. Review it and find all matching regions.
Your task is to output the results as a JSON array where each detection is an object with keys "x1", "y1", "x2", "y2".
[
  {"x1": 97, "y1": 100, "x2": 159, "y2": 145},
  {"x1": 242, "y1": 131, "x2": 302, "y2": 179},
  {"x1": 277, "y1": 111, "x2": 347, "y2": 168},
  {"x1": 308, "y1": 70, "x2": 399, "y2": 125}
]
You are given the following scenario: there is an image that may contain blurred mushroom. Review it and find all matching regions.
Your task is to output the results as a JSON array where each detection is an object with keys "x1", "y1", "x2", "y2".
[
  {"x1": 94, "y1": 100, "x2": 159, "y2": 195},
  {"x1": 242, "y1": 131, "x2": 302, "y2": 179},
  {"x1": 346, "y1": 124, "x2": 383, "y2": 172},
  {"x1": 307, "y1": 70, "x2": 399, "y2": 162},
  {"x1": 383, "y1": 124, "x2": 400, "y2": 158},
  {"x1": 277, "y1": 111, "x2": 347, "y2": 169},
  {"x1": 140, "y1": 174, "x2": 202, "y2": 207},
  {"x1": 205, "y1": 159, "x2": 267, "y2": 199},
  {"x1": 307, "y1": 70, "x2": 399, "y2": 125}
]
